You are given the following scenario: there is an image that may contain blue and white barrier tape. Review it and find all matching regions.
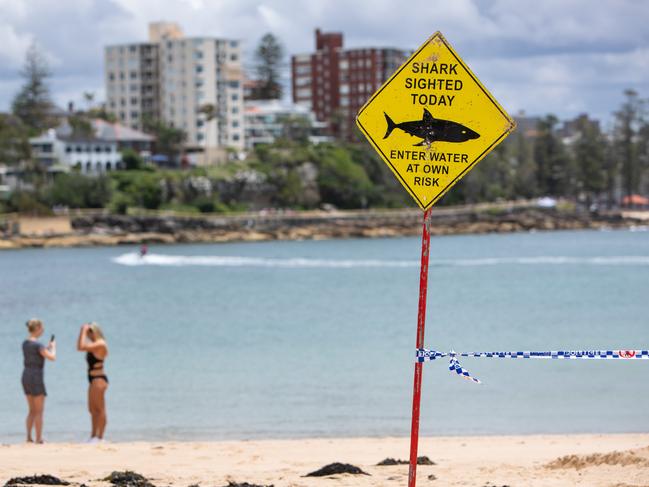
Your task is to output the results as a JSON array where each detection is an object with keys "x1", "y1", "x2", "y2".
[{"x1": 416, "y1": 349, "x2": 649, "y2": 384}]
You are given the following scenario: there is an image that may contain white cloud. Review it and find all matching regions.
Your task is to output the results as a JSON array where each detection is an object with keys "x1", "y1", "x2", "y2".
[
  {"x1": 0, "y1": 0, "x2": 647, "y2": 123},
  {"x1": 0, "y1": 24, "x2": 32, "y2": 67}
]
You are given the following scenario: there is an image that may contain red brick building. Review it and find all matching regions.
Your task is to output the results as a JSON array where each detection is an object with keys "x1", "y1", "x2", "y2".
[{"x1": 291, "y1": 29, "x2": 409, "y2": 141}]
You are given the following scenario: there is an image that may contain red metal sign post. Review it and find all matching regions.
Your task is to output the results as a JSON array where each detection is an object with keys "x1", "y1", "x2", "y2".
[{"x1": 408, "y1": 208, "x2": 432, "y2": 487}]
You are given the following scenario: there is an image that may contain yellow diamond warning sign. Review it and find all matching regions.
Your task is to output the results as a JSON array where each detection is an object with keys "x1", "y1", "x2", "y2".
[{"x1": 356, "y1": 32, "x2": 516, "y2": 210}]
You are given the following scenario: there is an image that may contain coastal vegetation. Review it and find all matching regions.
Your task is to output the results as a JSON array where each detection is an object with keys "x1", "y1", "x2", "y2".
[{"x1": 1, "y1": 45, "x2": 648, "y2": 216}]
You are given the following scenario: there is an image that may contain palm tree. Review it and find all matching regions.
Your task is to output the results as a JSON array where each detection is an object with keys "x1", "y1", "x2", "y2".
[{"x1": 83, "y1": 92, "x2": 95, "y2": 112}]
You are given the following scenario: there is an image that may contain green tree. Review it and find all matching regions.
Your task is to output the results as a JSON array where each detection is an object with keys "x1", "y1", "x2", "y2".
[
  {"x1": 511, "y1": 132, "x2": 538, "y2": 198},
  {"x1": 11, "y1": 43, "x2": 55, "y2": 133},
  {"x1": 534, "y1": 115, "x2": 573, "y2": 196},
  {"x1": 573, "y1": 116, "x2": 607, "y2": 204},
  {"x1": 0, "y1": 114, "x2": 31, "y2": 165},
  {"x1": 613, "y1": 89, "x2": 645, "y2": 199},
  {"x1": 121, "y1": 148, "x2": 145, "y2": 170},
  {"x1": 144, "y1": 118, "x2": 187, "y2": 165},
  {"x1": 251, "y1": 33, "x2": 284, "y2": 99},
  {"x1": 83, "y1": 91, "x2": 95, "y2": 111}
]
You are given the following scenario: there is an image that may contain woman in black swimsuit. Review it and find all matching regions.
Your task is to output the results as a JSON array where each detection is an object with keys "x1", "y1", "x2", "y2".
[{"x1": 76, "y1": 322, "x2": 109, "y2": 442}]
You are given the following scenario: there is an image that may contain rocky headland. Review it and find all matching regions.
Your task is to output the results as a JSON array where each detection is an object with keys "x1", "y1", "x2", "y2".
[{"x1": 1, "y1": 205, "x2": 647, "y2": 250}]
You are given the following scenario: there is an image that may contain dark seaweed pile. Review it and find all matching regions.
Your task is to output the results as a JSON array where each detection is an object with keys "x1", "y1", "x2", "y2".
[
  {"x1": 305, "y1": 463, "x2": 370, "y2": 477},
  {"x1": 5, "y1": 476, "x2": 70, "y2": 487},
  {"x1": 222, "y1": 482, "x2": 274, "y2": 487},
  {"x1": 376, "y1": 456, "x2": 435, "y2": 466},
  {"x1": 103, "y1": 472, "x2": 155, "y2": 487}
]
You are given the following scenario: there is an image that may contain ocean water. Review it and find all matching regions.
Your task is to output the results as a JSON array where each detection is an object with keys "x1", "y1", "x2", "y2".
[{"x1": 0, "y1": 228, "x2": 648, "y2": 443}]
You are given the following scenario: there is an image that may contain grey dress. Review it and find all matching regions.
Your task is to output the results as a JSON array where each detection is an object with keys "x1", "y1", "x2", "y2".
[{"x1": 22, "y1": 340, "x2": 46, "y2": 396}]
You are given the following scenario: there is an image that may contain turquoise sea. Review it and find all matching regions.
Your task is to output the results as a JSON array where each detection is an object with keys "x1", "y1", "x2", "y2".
[{"x1": 0, "y1": 228, "x2": 648, "y2": 442}]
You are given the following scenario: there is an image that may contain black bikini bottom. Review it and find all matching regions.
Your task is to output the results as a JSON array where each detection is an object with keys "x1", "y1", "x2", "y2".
[{"x1": 88, "y1": 375, "x2": 109, "y2": 384}]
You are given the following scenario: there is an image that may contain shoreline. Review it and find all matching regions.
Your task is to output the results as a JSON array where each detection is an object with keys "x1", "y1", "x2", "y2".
[
  {"x1": 2, "y1": 205, "x2": 648, "y2": 250},
  {"x1": 1, "y1": 434, "x2": 648, "y2": 486}
]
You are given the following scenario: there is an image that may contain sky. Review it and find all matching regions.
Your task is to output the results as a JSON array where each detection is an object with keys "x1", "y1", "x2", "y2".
[{"x1": 0, "y1": 0, "x2": 648, "y2": 128}]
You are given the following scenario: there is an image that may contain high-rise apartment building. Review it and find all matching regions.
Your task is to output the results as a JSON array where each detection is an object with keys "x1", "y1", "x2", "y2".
[
  {"x1": 291, "y1": 29, "x2": 408, "y2": 140},
  {"x1": 105, "y1": 22, "x2": 245, "y2": 163}
]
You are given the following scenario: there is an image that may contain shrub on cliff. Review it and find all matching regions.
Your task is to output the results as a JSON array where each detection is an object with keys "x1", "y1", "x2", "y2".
[
  {"x1": 315, "y1": 145, "x2": 373, "y2": 209},
  {"x1": 109, "y1": 171, "x2": 163, "y2": 210},
  {"x1": 48, "y1": 173, "x2": 112, "y2": 208}
]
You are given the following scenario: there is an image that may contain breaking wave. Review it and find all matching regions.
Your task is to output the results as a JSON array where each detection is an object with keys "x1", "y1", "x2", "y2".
[{"x1": 112, "y1": 253, "x2": 649, "y2": 268}]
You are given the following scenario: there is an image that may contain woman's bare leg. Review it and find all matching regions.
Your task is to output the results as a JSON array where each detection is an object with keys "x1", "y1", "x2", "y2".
[
  {"x1": 88, "y1": 386, "x2": 98, "y2": 438},
  {"x1": 25, "y1": 395, "x2": 35, "y2": 442},
  {"x1": 32, "y1": 395, "x2": 45, "y2": 443},
  {"x1": 89, "y1": 380, "x2": 108, "y2": 439}
]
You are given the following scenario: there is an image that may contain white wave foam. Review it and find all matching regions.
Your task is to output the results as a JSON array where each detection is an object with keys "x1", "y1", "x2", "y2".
[{"x1": 112, "y1": 252, "x2": 649, "y2": 268}]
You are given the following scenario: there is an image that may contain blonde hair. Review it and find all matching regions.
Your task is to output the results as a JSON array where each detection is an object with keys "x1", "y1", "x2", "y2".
[
  {"x1": 88, "y1": 322, "x2": 105, "y2": 341},
  {"x1": 26, "y1": 319, "x2": 43, "y2": 334}
]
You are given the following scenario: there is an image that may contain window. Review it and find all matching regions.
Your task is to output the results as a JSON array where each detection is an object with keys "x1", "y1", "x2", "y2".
[
  {"x1": 195, "y1": 50, "x2": 203, "y2": 59},
  {"x1": 232, "y1": 107, "x2": 239, "y2": 114},
  {"x1": 228, "y1": 80, "x2": 239, "y2": 88},
  {"x1": 295, "y1": 76, "x2": 310, "y2": 87},
  {"x1": 296, "y1": 88, "x2": 311, "y2": 98},
  {"x1": 105, "y1": 146, "x2": 112, "y2": 153},
  {"x1": 65, "y1": 146, "x2": 72, "y2": 153},
  {"x1": 130, "y1": 71, "x2": 137, "y2": 79},
  {"x1": 196, "y1": 65, "x2": 203, "y2": 73},
  {"x1": 131, "y1": 111, "x2": 139, "y2": 118},
  {"x1": 296, "y1": 65, "x2": 310, "y2": 75},
  {"x1": 230, "y1": 54, "x2": 238, "y2": 62},
  {"x1": 231, "y1": 94, "x2": 239, "y2": 101},
  {"x1": 339, "y1": 84, "x2": 349, "y2": 94},
  {"x1": 95, "y1": 146, "x2": 102, "y2": 153},
  {"x1": 230, "y1": 40, "x2": 238, "y2": 48},
  {"x1": 129, "y1": 45, "x2": 136, "y2": 53},
  {"x1": 232, "y1": 134, "x2": 240, "y2": 141},
  {"x1": 109, "y1": 72, "x2": 115, "y2": 81},
  {"x1": 130, "y1": 97, "x2": 138, "y2": 105},
  {"x1": 339, "y1": 60, "x2": 349, "y2": 70},
  {"x1": 76, "y1": 146, "x2": 82, "y2": 153},
  {"x1": 232, "y1": 121, "x2": 239, "y2": 128}
]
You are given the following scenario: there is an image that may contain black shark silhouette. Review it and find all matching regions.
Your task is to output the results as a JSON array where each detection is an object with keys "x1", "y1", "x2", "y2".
[{"x1": 384, "y1": 109, "x2": 480, "y2": 146}]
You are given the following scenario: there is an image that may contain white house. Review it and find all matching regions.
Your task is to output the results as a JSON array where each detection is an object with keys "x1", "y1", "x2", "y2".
[
  {"x1": 29, "y1": 119, "x2": 154, "y2": 175},
  {"x1": 30, "y1": 129, "x2": 121, "y2": 175}
]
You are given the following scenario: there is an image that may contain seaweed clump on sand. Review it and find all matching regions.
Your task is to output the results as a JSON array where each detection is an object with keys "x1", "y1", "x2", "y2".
[
  {"x1": 221, "y1": 482, "x2": 274, "y2": 487},
  {"x1": 103, "y1": 472, "x2": 155, "y2": 487},
  {"x1": 5, "y1": 476, "x2": 70, "y2": 486},
  {"x1": 376, "y1": 456, "x2": 435, "y2": 466},
  {"x1": 305, "y1": 463, "x2": 370, "y2": 477}
]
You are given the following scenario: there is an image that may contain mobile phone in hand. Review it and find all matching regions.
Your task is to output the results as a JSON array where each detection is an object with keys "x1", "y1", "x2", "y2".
[{"x1": 50, "y1": 334, "x2": 55, "y2": 342}]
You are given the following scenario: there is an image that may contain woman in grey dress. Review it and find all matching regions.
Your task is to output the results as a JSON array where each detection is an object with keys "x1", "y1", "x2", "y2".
[{"x1": 22, "y1": 319, "x2": 56, "y2": 443}]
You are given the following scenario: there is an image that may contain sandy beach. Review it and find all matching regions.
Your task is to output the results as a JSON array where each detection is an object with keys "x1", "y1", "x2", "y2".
[{"x1": 1, "y1": 434, "x2": 648, "y2": 487}]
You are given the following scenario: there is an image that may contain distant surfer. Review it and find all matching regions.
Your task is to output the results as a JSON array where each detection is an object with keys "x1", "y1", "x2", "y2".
[{"x1": 139, "y1": 244, "x2": 148, "y2": 258}]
